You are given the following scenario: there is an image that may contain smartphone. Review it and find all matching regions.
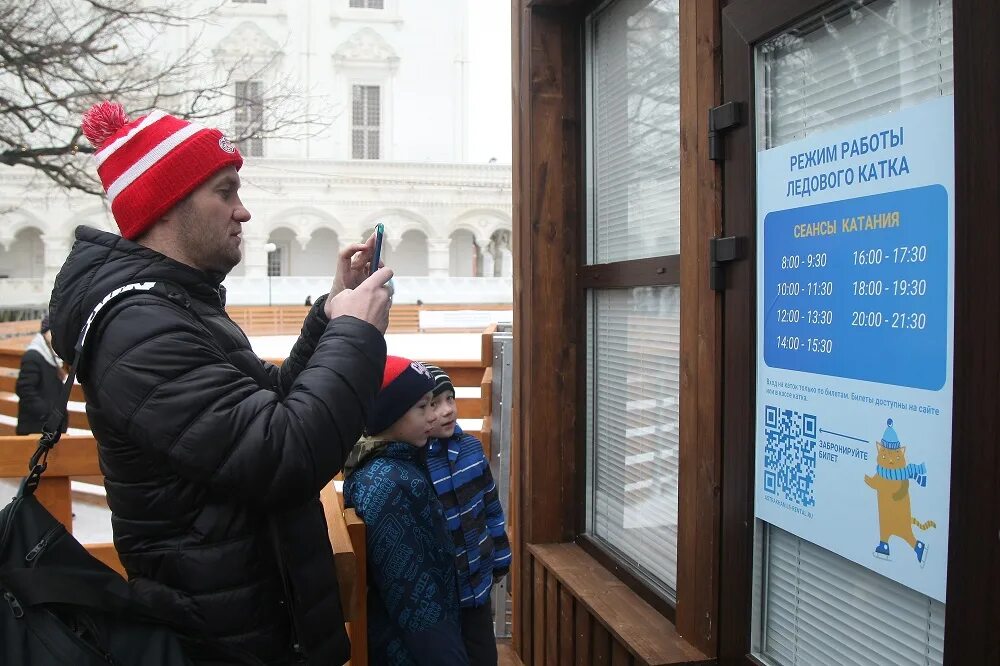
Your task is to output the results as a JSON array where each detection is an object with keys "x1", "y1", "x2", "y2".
[{"x1": 370, "y1": 223, "x2": 384, "y2": 276}]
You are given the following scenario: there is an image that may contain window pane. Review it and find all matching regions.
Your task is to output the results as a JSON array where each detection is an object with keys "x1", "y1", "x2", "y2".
[
  {"x1": 367, "y1": 129, "x2": 380, "y2": 159},
  {"x1": 366, "y1": 87, "x2": 381, "y2": 125},
  {"x1": 756, "y1": 0, "x2": 953, "y2": 150},
  {"x1": 752, "y1": 1, "x2": 952, "y2": 663},
  {"x1": 586, "y1": 0, "x2": 680, "y2": 264},
  {"x1": 352, "y1": 85, "x2": 365, "y2": 125},
  {"x1": 760, "y1": 525, "x2": 945, "y2": 666},
  {"x1": 586, "y1": 286, "x2": 679, "y2": 597},
  {"x1": 352, "y1": 129, "x2": 365, "y2": 159}
]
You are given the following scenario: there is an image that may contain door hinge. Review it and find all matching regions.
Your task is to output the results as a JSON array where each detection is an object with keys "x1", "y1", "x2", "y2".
[
  {"x1": 709, "y1": 235, "x2": 746, "y2": 291},
  {"x1": 708, "y1": 102, "x2": 743, "y2": 162}
]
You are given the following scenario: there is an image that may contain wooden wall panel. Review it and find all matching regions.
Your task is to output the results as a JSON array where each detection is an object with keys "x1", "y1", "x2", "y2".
[
  {"x1": 676, "y1": 0, "x2": 723, "y2": 656},
  {"x1": 945, "y1": 2, "x2": 1000, "y2": 663},
  {"x1": 512, "y1": 0, "x2": 583, "y2": 660},
  {"x1": 525, "y1": 547, "x2": 713, "y2": 666}
]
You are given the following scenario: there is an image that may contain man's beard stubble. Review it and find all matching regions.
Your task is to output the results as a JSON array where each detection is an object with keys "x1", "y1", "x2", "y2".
[{"x1": 176, "y1": 204, "x2": 241, "y2": 276}]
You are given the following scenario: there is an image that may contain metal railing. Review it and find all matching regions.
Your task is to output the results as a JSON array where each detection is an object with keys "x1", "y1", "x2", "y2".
[{"x1": 489, "y1": 323, "x2": 514, "y2": 639}]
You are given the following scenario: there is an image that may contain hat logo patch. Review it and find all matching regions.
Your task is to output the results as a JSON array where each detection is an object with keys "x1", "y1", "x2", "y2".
[
  {"x1": 218, "y1": 137, "x2": 236, "y2": 154},
  {"x1": 411, "y1": 361, "x2": 432, "y2": 378}
]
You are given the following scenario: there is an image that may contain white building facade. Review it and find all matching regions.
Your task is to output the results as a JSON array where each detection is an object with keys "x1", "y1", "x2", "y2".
[{"x1": 0, "y1": 0, "x2": 512, "y2": 307}]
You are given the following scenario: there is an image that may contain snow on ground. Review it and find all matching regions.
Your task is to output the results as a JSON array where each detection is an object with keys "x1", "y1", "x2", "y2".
[{"x1": 252, "y1": 332, "x2": 483, "y2": 362}]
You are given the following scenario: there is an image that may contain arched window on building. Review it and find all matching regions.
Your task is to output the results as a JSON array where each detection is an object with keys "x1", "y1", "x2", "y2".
[
  {"x1": 266, "y1": 228, "x2": 296, "y2": 276},
  {"x1": 0, "y1": 227, "x2": 44, "y2": 279},
  {"x1": 297, "y1": 228, "x2": 340, "y2": 276},
  {"x1": 392, "y1": 229, "x2": 429, "y2": 276}
]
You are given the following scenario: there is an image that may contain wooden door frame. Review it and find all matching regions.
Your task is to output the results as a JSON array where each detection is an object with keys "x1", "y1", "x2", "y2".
[{"x1": 717, "y1": 1, "x2": 1000, "y2": 664}]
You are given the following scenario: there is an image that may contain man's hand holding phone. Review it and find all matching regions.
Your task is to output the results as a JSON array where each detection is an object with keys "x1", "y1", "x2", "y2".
[
  {"x1": 331, "y1": 225, "x2": 385, "y2": 295},
  {"x1": 326, "y1": 266, "x2": 394, "y2": 333}
]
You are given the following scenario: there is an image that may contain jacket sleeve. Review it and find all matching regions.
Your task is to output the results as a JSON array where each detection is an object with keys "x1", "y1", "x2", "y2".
[
  {"x1": 480, "y1": 451, "x2": 512, "y2": 578},
  {"x1": 84, "y1": 298, "x2": 385, "y2": 510},
  {"x1": 15, "y1": 354, "x2": 46, "y2": 419},
  {"x1": 261, "y1": 295, "x2": 332, "y2": 397},
  {"x1": 355, "y1": 468, "x2": 470, "y2": 666}
]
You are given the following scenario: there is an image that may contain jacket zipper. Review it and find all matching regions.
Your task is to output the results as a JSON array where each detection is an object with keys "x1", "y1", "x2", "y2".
[
  {"x1": 0, "y1": 497, "x2": 22, "y2": 550},
  {"x1": 4, "y1": 590, "x2": 24, "y2": 618},
  {"x1": 25, "y1": 523, "x2": 66, "y2": 565}
]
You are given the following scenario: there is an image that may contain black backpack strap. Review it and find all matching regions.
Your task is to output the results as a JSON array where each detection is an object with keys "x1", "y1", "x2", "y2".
[{"x1": 18, "y1": 281, "x2": 174, "y2": 499}]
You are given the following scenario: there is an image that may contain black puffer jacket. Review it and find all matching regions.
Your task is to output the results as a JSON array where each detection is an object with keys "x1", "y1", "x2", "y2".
[{"x1": 48, "y1": 226, "x2": 386, "y2": 665}]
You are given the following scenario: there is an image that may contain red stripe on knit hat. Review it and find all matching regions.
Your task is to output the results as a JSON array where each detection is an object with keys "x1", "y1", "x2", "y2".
[
  {"x1": 381, "y1": 356, "x2": 413, "y2": 389},
  {"x1": 96, "y1": 114, "x2": 196, "y2": 187}
]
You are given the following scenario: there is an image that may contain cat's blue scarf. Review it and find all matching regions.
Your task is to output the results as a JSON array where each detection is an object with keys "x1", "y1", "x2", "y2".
[{"x1": 875, "y1": 463, "x2": 927, "y2": 487}]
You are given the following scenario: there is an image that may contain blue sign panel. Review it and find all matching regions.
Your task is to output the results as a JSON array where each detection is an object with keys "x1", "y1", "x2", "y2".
[
  {"x1": 754, "y1": 96, "x2": 954, "y2": 603},
  {"x1": 762, "y1": 185, "x2": 948, "y2": 390}
]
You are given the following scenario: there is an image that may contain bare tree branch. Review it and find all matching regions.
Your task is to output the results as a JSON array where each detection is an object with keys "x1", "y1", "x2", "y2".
[{"x1": 1, "y1": 0, "x2": 329, "y2": 196}]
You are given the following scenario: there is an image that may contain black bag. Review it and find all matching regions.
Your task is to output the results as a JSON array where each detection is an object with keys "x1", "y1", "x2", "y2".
[{"x1": 0, "y1": 282, "x2": 265, "y2": 665}]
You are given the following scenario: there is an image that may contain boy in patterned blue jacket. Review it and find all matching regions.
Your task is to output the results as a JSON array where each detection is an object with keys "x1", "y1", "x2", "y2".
[
  {"x1": 422, "y1": 364, "x2": 512, "y2": 665},
  {"x1": 344, "y1": 356, "x2": 469, "y2": 665}
]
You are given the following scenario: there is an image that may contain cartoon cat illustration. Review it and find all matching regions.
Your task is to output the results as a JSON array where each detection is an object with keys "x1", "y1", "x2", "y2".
[{"x1": 863, "y1": 419, "x2": 936, "y2": 566}]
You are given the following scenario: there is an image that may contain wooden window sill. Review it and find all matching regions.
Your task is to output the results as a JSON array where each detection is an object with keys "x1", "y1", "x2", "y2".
[{"x1": 528, "y1": 543, "x2": 711, "y2": 666}]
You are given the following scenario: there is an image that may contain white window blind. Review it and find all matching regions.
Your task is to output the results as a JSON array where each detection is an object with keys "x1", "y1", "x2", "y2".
[
  {"x1": 752, "y1": 2, "x2": 952, "y2": 664},
  {"x1": 352, "y1": 84, "x2": 381, "y2": 159},
  {"x1": 586, "y1": 0, "x2": 680, "y2": 264},
  {"x1": 586, "y1": 286, "x2": 680, "y2": 597}
]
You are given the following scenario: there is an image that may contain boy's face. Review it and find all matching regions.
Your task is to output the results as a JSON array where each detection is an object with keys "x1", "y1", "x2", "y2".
[
  {"x1": 384, "y1": 390, "x2": 438, "y2": 447},
  {"x1": 429, "y1": 389, "x2": 457, "y2": 439}
]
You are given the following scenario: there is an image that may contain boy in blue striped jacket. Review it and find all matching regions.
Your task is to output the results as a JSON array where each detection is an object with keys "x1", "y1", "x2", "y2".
[{"x1": 422, "y1": 364, "x2": 512, "y2": 665}]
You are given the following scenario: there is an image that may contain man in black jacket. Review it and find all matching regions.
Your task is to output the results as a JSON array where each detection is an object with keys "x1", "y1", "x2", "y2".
[
  {"x1": 15, "y1": 314, "x2": 65, "y2": 435},
  {"x1": 47, "y1": 101, "x2": 391, "y2": 664}
]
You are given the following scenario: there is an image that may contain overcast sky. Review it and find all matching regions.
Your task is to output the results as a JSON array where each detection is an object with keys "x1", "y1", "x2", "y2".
[{"x1": 467, "y1": 0, "x2": 513, "y2": 164}]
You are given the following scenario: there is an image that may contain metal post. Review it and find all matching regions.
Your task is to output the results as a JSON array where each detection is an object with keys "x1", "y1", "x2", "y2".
[{"x1": 490, "y1": 323, "x2": 514, "y2": 639}]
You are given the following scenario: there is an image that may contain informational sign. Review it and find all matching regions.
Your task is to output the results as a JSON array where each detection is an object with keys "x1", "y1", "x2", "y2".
[{"x1": 754, "y1": 96, "x2": 954, "y2": 602}]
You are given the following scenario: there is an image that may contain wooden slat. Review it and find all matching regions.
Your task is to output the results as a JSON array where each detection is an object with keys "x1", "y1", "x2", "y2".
[
  {"x1": 455, "y1": 397, "x2": 480, "y2": 419},
  {"x1": 344, "y1": 508, "x2": 368, "y2": 666},
  {"x1": 0, "y1": 422, "x2": 15, "y2": 435},
  {"x1": 35, "y1": 476, "x2": 72, "y2": 533},
  {"x1": 481, "y1": 366, "x2": 494, "y2": 413},
  {"x1": 546, "y1": 572, "x2": 559, "y2": 666},
  {"x1": 86, "y1": 543, "x2": 126, "y2": 578},
  {"x1": 574, "y1": 598, "x2": 591, "y2": 666},
  {"x1": 534, "y1": 561, "x2": 546, "y2": 666},
  {"x1": 521, "y1": 551, "x2": 533, "y2": 664},
  {"x1": 0, "y1": 374, "x2": 17, "y2": 393},
  {"x1": 529, "y1": 543, "x2": 710, "y2": 666},
  {"x1": 320, "y1": 483, "x2": 356, "y2": 620},
  {"x1": 592, "y1": 622, "x2": 611, "y2": 665},
  {"x1": 0, "y1": 435, "x2": 102, "y2": 477},
  {"x1": 67, "y1": 409, "x2": 90, "y2": 430},
  {"x1": 611, "y1": 642, "x2": 632, "y2": 666},
  {"x1": 559, "y1": 581, "x2": 575, "y2": 666},
  {"x1": 0, "y1": 398, "x2": 17, "y2": 418},
  {"x1": 481, "y1": 322, "x2": 498, "y2": 366},
  {"x1": 0, "y1": 350, "x2": 23, "y2": 370},
  {"x1": 436, "y1": 365, "x2": 485, "y2": 388}
]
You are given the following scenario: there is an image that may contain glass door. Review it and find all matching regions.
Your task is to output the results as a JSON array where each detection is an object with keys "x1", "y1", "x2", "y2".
[{"x1": 720, "y1": 1, "x2": 954, "y2": 664}]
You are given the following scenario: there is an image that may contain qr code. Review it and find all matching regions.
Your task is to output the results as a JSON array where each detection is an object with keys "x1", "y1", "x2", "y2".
[{"x1": 763, "y1": 406, "x2": 817, "y2": 507}]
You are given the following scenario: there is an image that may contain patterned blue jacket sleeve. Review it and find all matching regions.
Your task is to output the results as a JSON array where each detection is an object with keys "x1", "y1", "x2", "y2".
[
  {"x1": 480, "y1": 451, "x2": 512, "y2": 577},
  {"x1": 354, "y1": 461, "x2": 469, "y2": 665}
]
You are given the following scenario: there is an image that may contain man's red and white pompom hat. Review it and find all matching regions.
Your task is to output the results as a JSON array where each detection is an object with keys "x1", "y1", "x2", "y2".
[{"x1": 81, "y1": 101, "x2": 243, "y2": 240}]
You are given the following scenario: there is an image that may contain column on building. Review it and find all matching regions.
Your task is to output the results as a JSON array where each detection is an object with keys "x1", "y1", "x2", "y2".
[
  {"x1": 241, "y1": 235, "x2": 269, "y2": 278},
  {"x1": 474, "y1": 237, "x2": 494, "y2": 277},
  {"x1": 42, "y1": 233, "x2": 71, "y2": 296},
  {"x1": 427, "y1": 238, "x2": 451, "y2": 278}
]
